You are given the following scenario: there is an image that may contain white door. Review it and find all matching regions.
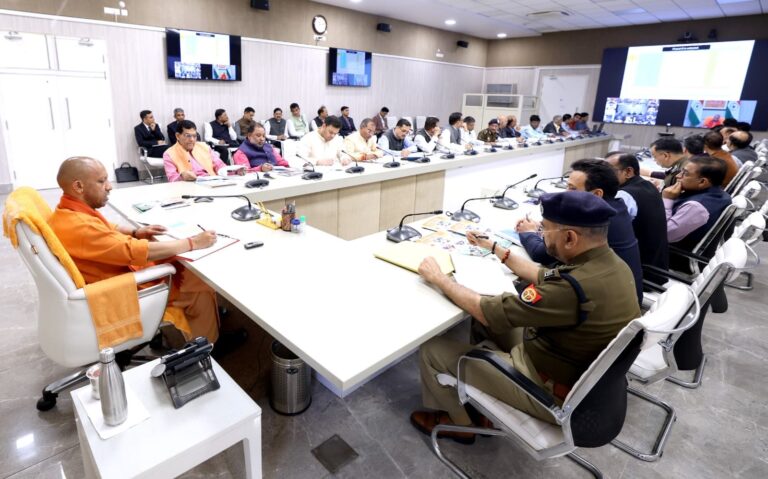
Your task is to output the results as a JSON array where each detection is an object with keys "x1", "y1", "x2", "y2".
[
  {"x1": 538, "y1": 74, "x2": 589, "y2": 124},
  {"x1": 57, "y1": 76, "x2": 118, "y2": 178},
  {"x1": 0, "y1": 74, "x2": 64, "y2": 189}
]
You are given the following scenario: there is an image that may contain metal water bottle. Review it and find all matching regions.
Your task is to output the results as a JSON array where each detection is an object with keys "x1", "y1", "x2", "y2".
[{"x1": 98, "y1": 347, "x2": 128, "y2": 426}]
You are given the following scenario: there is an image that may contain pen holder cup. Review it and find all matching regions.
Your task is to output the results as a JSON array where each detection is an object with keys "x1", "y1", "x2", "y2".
[{"x1": 281, "y1": 212, "x2": 295, "y2": 232}]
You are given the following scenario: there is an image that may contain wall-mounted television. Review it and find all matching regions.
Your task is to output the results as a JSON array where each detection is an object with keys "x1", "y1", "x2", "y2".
[
  {"x1": 328, "y1": 48, "x2": 372, "y2": 87},
  {"x1": 166, "y1": 28, "x2": 242, "y2": 81},
  {"x1": 594, "y1": 39, "x2": 768, "y2": 130}
]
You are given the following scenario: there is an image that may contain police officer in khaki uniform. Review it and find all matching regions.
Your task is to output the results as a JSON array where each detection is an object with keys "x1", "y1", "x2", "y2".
[{"x1": 411, "y1": 191, "x2": 641, "y2": 444}]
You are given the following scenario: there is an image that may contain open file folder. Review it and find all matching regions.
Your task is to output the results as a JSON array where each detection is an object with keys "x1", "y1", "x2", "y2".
[{"x1": 374, "y1": 241, "x2": 455, "y2": 275}]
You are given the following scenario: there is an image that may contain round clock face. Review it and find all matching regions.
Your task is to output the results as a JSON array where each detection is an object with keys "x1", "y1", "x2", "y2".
[{"x1": 313, "y1": 15, "x2": 327, "y2": 34}]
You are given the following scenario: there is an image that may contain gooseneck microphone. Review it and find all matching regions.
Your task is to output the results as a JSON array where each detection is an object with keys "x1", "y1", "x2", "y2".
[
  {"x1": 527, "y1": 175, "x2": 567, "y2": 199},
  {"x1": 552, "y1": 171, "x2": 570, "y2": 189},
  {"x1": 181, "y1": 194, "x2": 261, "y2": 221},
  {"x1": 379, "y1": 146, "x2": 402, "y2": 168},
  {"x1": 493, "y1": 173, "x2": 537, "y2": 210},
  {"x1": 387, "y1": 210, "x2": 443, "y2": 243},
  {"x1": 450, "y1": 195, "x2": 501, "y2": 223},
  {"x1": 340, "y1": 149, "x2": 365, "y2": 174},
  {"x1": 296, "y1": 154, "x2": 323, "y2": 180},
  {"x1": 245, "y1": 170, "x2": 269, "y2": 188}
]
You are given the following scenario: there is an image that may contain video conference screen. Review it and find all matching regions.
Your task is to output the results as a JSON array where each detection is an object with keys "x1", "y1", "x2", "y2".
[
  {"x1": 166, "y1": 28, "x2": 242, "y2": 81},
  {"x1": 328, "y1": 48, "x2": 372, "y2": 87},
  {"x1": 594, "y1": 39, "x2": 767, "y2": 130}
]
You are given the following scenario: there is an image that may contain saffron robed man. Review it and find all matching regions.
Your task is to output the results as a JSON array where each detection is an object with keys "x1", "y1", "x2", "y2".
[
  {"x1": 163, "y1": 120, "x2": 227, "y2": 182},
  {"x1": 410, "y1": 191, "x2": 640, "y2": 444},
  {"x1": 48, "y1": 157, "x2": 221, "y2": 343}
]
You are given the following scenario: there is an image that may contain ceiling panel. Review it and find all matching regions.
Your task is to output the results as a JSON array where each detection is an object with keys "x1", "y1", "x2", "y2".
[{"x1": 310, "y1": 0, "x2": 765, "y2": 39}]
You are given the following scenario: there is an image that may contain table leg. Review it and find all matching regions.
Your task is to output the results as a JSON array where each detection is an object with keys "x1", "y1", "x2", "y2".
[{"x1": 242, "y1": 416, "x2": 262, "y2": 479}]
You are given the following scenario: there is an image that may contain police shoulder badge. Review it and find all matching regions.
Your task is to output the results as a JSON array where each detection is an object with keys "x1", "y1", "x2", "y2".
[{"x1": 520, "y1": 284, "x2": 542, "y2": 304}]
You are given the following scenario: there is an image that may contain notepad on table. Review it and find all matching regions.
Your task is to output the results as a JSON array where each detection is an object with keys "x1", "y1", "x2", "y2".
[
  {"x1": 451, "y1": 254, "x2": 517, "y2": 296},
  {"x1": 374, "y1": 241, "x2": 454, "y2": 275},
  {"x1": 195, "y1": 176, "x2": 236, "y2": 187}
]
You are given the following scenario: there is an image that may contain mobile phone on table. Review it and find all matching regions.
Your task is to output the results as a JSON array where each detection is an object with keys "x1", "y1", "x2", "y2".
[{"x1": 244, "y1": 241, "x2": 264, "y2": 249}]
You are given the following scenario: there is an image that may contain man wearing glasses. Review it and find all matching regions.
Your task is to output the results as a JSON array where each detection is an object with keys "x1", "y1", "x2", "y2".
[{"x1": 164, "y1": 120, "x2": 227, "y2": 182}]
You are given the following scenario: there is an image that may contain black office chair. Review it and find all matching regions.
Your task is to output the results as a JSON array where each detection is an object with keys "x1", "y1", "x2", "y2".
[{"x1": 430, "y1": 319, "x2": 646, "y2": 478}]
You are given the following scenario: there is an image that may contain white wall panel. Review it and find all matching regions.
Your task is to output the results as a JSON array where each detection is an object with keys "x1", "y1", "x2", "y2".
[{"x1": 0, "y1": 13, "x2": 483, "y2": 187}]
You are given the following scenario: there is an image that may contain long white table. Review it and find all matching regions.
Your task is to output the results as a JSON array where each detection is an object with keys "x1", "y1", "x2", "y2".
[
  {"x1": 114, "y1": 136, "x2": 609, "y2": 241},
  {"x1": 107, "y1": 139, "x2": 599, "y2": 397}
]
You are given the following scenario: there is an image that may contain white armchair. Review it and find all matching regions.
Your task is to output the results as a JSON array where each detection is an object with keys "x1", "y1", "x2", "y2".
[
  {"x1": 138, "y1": 146, "x2": 165, "y2": 184},
  {"x1": 14, "y1": 220, "x2": 174, "y2": 411}
]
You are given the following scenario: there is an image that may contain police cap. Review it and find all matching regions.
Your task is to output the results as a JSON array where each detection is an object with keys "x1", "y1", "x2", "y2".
[{"x1": 540, "y1": 191, "x2": 615, "y2": 227}]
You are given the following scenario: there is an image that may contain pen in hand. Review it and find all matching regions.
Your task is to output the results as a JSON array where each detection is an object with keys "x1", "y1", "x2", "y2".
[
  {"x1": 197, "y1": 224, "x2": 206, "y2": 232},
  {"x1": 474, "y1": 235, "x2": 489, "y2": 239}
]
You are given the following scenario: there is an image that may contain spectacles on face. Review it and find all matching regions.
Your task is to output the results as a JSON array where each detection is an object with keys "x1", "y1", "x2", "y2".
[
  {"x1": 534, "y1": 227, "x2": 578, "y2": 238},
  {"x1": 180, "y1": 133, "x2": 197, "y2": 139},
  {"x1": 678, "y1": 168, "x2": 698, "y2": 179}
]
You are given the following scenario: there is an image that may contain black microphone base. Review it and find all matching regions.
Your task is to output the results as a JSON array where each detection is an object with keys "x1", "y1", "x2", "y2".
[
  {"x1": 405, "y1": 156, "x2": 430, "y2": 163},
  {"x1": 245, "y1": 179, "x2": 269, "y2": 188},
  {"x1": 527, "y1": 188, "x2": 547, "y2": 199},
  {"x1": 345, "y1": 165, "x2": 365, "y2": 174},
  {"x1": 493, "y1": 197, "x2": 519, "y2": 210},
  {"x1": 302, "y1": 172, "x2": 324, "y2": 180},
  {"x1": 440, "y1": 154, "x2": 455, "y2": 160},
  {"x1": 231, "y1": 205, "x2": 261, "y2": 221},
  {"x1": 386, "y1": 225, "x2": 422, "y2": 243},
  {"x1": 383, "y1": 161, "x2": 400, "y2": 168},
  {"x1": 451, "y1": 208, "x2": 481, "y2": 223}
]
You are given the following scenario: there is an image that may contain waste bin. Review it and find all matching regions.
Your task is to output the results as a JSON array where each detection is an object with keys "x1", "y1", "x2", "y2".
[{"x1": 270, "y1": 341, "x2": 312, "y2": 415}]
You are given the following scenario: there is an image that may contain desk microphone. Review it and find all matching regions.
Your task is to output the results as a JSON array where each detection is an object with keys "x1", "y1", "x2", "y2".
[
  {"x1": 245, "y1": 171, "x2": 269, "y2": 188},
  {"x1": 340, "y1": 149, "x2": 365, "y2": 174},
  {"x1": 434, "y1": 142, "x2": 455, "y2": 160},
  {"x1": 527, "y1": 175, "x2": 565, "y2": 199},
  {"x1": 379, "y1": 147, "x2": 402, "y2": 168},
  {"x1": 450, "y1": 195, "x2": 500, "y2": 223},
  {"x1": 552, "y1": 172, "x2": 569, "y2": 189},
  {"x1": 493, "y1": 173, "x2": 537, "y2": 210},
  {"x1": 180, "y1": 194, "x2": 261, "y2": 221},
  {"x1": 296, "y1": 154, "x2": 323, "y2": 180},
  {"x1": 387, "y1": 210, "x2": 444, "y2": 242}
]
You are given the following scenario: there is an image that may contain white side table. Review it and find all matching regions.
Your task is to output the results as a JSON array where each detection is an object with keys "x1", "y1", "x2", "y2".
[{"x1": 71, "y1": 358, "x2": 261, "y2": 478}]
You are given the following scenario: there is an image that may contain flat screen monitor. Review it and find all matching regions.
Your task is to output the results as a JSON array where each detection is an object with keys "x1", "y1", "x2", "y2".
[
  {"x1": 328, "y1": 48, "x2": 372, "y2": 87},
  {"x1": 603, "y1": 98, "x2": 659, "y2": 125},
  {"x1": 166, "y1": 28, "x2": 242, "y2": 81},
  {"x1": 593, "y1": 39, "x2": 768, "y2": 130}
]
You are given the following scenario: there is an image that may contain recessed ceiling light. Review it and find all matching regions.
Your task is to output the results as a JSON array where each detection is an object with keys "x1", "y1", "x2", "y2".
[
  {"x1": 350, "y1": 0, "x2": 362, "y2": 3},
  {"x1": 716, "y1": 0, "x2": 752, "y2": 4},
  {"x1": 445, "y1": 19, "x2": 456, "y2": 26},
  {"x1": 497, "y1": 33, "x2": 507, "y2": 38}
]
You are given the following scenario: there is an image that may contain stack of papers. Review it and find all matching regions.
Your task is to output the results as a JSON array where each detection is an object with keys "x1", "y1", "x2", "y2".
[
  {"x1": 195, "y1": 176, "x2": 236, "y2": 188},
  {"x1": 451, "y1": 254, "x2": 517, "y2": 296}
]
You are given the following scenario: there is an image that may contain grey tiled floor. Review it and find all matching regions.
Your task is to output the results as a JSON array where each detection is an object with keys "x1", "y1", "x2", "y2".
[{"x1": 2, "y1": 187, "x2": 768, "y2": 478}]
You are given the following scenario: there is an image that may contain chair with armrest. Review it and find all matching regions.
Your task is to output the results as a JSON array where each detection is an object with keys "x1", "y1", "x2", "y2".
[
  {"x1": 724, "y1": 161, "x2": 754, "y2": 196},
  {"x1": 670, "y1": 194, "x2": 747, "y2": 276},
  {"x1": 643, "y1": 238, "x2": 753, "y2": 389},
  {"x1": 611, "y1": 283, "x2": 700, "y2": 462},
  {"x1": 138, "y1": 146, "x2": 166, "y2": 184},
  {"x1": 431, "y1": 319, "x2": 646, "y2": 479},
  {"x1": 724, "y1": 212, "x2": 765, "y2": 290},
  {"x1": 12, "y1": 212, "x2": 173, "y2": 411}
]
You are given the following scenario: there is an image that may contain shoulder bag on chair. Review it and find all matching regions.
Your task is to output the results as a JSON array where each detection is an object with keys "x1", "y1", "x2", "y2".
[{"x1": 115, "y1": 162, "x2": 140, "y2": 183}]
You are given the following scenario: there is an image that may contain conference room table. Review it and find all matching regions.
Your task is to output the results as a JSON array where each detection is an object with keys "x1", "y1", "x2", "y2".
[
  {"x1": 117, "y1": 135, "x2": 610, "y2": 241},
  {"x1": 107, "y1": 137, "x2": 606, "y2": 397}
]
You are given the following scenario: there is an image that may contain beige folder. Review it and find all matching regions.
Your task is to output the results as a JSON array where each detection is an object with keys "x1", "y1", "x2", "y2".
[{"x1": 374, "y1": 241, "x2": 455, "y2": 275}]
